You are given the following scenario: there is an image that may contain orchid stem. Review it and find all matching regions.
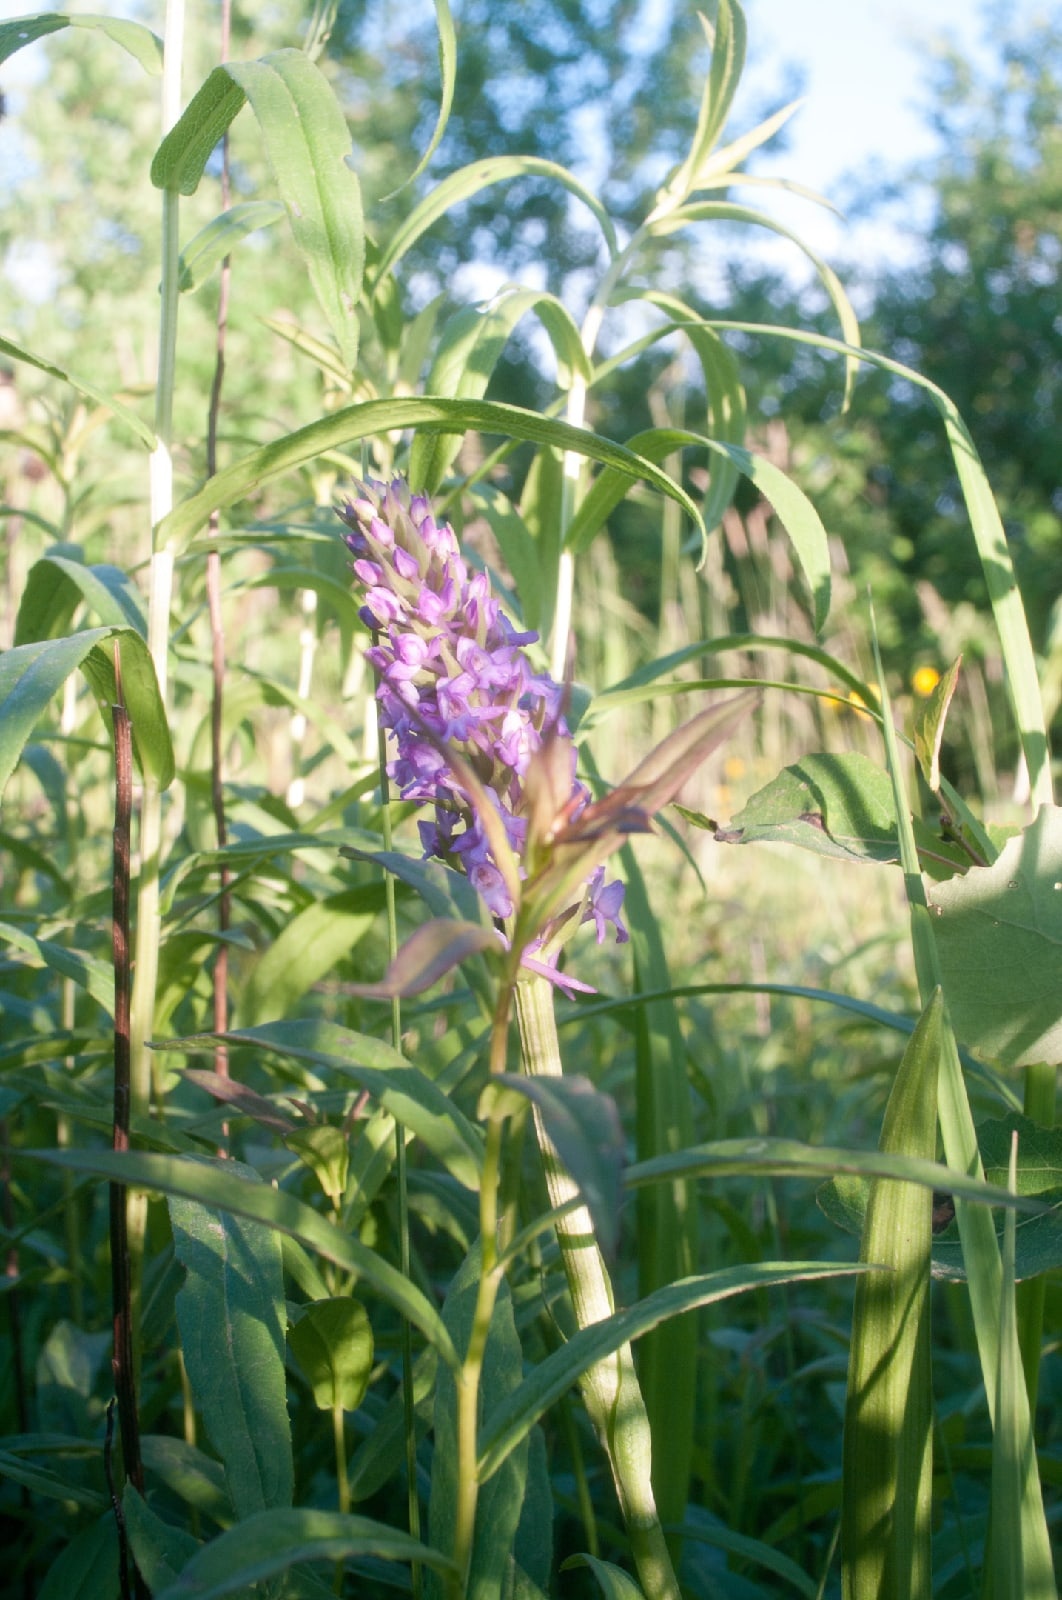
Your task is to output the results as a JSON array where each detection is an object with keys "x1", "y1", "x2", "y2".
[{"x1": 514, "y1": 973, "x2": 681, "y2": 1600}]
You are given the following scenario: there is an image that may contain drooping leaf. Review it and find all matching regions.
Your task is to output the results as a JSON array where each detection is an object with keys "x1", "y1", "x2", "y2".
[
  {"x1": 0, "y1": 12, "x2": 161, "y2": 72},
  {"x1": 0, "y1": 627, "x2": 173, "y2": 796},
  {"x1": 288, "y1": 1297, "x2": 374, "y2": 1412},
  {"x1": 14, "y1": 554, "x2": 147, "y2": 643},
  {"x1": 153, "y1": 1508, "x2": 455, "y2": 1600},
  {"x1": 157, "y1": 398, "x2": 703, "y2": 556},
  {"x1": 562, "y1": 1554, "x2": 647, "y2": 1600},
  {"x1": 0, "y1": 333, "x2": 154, "y2": 447},
  {"x1": 480, "y1": 1073, "x2": 624, "y2": 1259},
  {"x1": 28, "y1": 1147, "x2": 459, "y2": 1369},
  {"x1": 928, "y1": 806, "x2": 1062, "y2": 1068},
  {"x1": 477, "y1": 1262, "x2": 866, "y2": 1480},
  {"x1": 169, "y1": 1167, "x2": 294, "y2": 1518},
  {"x1": 0, "y1": 921, "x2": 114, "y2": 1015},
  {"x1": 152, "y1": 50, "x2": 363, "y2": 370}
]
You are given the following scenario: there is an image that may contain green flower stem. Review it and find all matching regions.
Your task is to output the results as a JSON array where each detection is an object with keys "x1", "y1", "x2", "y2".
[
  {"x1": 514, "y1": 973, "x2": 682, "y2": 1600},
  {"x1": 450, "y1": 1102, "x2": 507, "y2": 1599}
]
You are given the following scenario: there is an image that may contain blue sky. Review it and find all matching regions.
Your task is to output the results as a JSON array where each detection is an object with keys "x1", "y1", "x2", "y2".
[{"x1": 735, "y1": 0, "x2": 1026, "y2": 273}]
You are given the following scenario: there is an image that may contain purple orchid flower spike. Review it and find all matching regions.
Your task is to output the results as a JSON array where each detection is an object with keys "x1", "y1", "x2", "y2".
[
  {"x1": 339, "y1": 479, "x2": 628, "y2": 960},
  {"x1": 341, "y1": 478, "x2": 758, "y2": 996}
]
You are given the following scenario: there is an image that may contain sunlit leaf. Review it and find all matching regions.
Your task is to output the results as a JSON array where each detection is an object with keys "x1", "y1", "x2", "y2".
[
  {"x1": 288, "y1": 1297, "x2": 373, "y2": 1412},
  {"x1": 0, "y1": 333, "x2": 154, "y2": 448},
  {"x1": 177, "y1": 201, "x2": 286, "y2": 293}
]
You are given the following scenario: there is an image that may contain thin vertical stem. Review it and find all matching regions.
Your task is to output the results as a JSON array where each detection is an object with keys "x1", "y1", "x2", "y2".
[
  {"x1": 109, "y1": 654, "x2": 148, "y2": 1600},
  {"x1": 1017, "y1": 1060, "x2": 1056, "y2": 1414}
]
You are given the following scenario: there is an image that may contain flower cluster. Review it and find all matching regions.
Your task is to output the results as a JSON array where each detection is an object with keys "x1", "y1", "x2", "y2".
[{"x1": 340, "y1": 478, "x2": 627, "y2": 946}]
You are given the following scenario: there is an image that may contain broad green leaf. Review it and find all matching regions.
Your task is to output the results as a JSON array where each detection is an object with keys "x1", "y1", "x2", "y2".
[
  {"x1": 477, "y1": 1262, "x2": 865, "y2": 1480},
  {"x1": 0, "y1": 12, "x2": 161, "y2": 72},
  {"x1": 410, "y1": 288, "x2": 590, "y2": 493},
  {"x1": 178, "y1": 200, "x2": 286, "y2": 292},
  {"x1": 0, "y1": 334, "x2": 154, "y2": 448},
  {"x1": 154, "y1": 1508, "x2": 455, "y2": 1600},
  {"x1": 29, "y1": 1147, "x2": 459, "y2": 1369},
  {"x1": 842, "y1": 990, "x2": 941, "y2": 1600},
  {"x1": 929, "y1": 806, "x2": 1062, "y2": 1068},
  {"x1": 717, "y1": 751, "x2": 896, "y2": 861},
  {"x1": 913, "y1": 656, "x2": 961, "y2": 793},
  {"x1": 0, "y1": 921, "x2": 114, "y2": 1014},
  {"x1": 480, "y1": 1073, "x2": 624, "y2": 1259},
  {"x1": 170, "y1": 1169, "x2": 294, "y2": 1518},
  {"x1": 180, "y1": 1020, "x2": 485, "y2": 1191},
  {"x1": 140, "y1": 1435, "x2": 230, "y2": 1525},
  {"x1": 237, "y1": 884, "x2": 383, "y2": 1025},
  {"x1": 156, "y1": 398, "x2": 704, "y2": 555},
  {"x1": 14, "y1": 554, "x2": 146, "y2": 643},
  {"x1": 0, "y1": 627, "x2": 173, "y2": 795},
  {"x1": 562, "y1": 1555, "x2": 646, "y2": 1600},
  {"x1": 288, "y1": 1297, "x2": 373, "y2": 1411},
  {"x1": 123, "y1": 1485, "x2": 201, "y2": 1593},
  {"x1": 371, "y1": 157, "x2": 618, "y2": 290},
  {"x1": 430, "y1": 1247, "x2": 529, "y2": 1600},
  {"x1": 152, "y1": 50, "x2": 363, "y2": 370},
  {"x1": 37, "y1": 1513, "x2": 118, "y2": 1600}
]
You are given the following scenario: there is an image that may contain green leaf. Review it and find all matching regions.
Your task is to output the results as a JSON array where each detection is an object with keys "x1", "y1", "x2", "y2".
[
  {"x1": 0, "y1": 12, "x2": 162, "y2": 72},
  {"x1": 477, "y1": 1262, "x2": 865, "y2": 1480},
  {"x1": 991, "y1": 1132, "x2": 1026, "y2": 1600},
  {"x1": 717, "y1": 751, "x2": 896, "y2": 861},
  {"x1": 123, "y1": 1485, "x2": 201, "y2": 1593},
  {"x1": 152, "y1": 50, "x2": 363, "y2": 370},
  {"x1": 0, "y1": 921, "x2": 114, "y2": 1015},
  {"x1": 169, "y1": 1168, "x2": 294, "y2": 1518},
  {"x1": 0, "y1": 333, "x2": 154, "y2": 448},
  {"x1": 14, "y1": 554, "x2": 147, "y2": 643},
  {"x1": 140, "y1": 1435, "x2": 230, "y2": 1525},
  {"x1": 0, "y1": 627, "x2": 174, "y2": 796},
  {"x1": 27, "y1": 1147, "x2": 459, "y2": 1369},
  {"x1": 371, "y1": 157, "x2": 618, "y2": 291},
  {"x1": 562, "y1": 1554, "x2": 647, "y2": 1600},
  {"x1": 178, "y1": 200, "x2": 286, "y2": 292},
  {"x1": 197, "y1": 1020, "x2": 485, "y2": 1192},
  {"x1": 153, "y1": 1508, "x2": 455, "y2": 1600},
  {"x1": 929, "y1": 806, "x2": 1062, "y2": 1069},
  {"x1": 383, "y1": 0, "x2": 456, "y2": 195},
  {"x1": 842, "y1": 990, "x2": 941, "y2": 1600},
  {"x1": 431, "y1": 1247, "x2": 528, "y2": 1600},
  {"x1": 288, "y1": 1297, "x2": 374, "y2": 1412},
  {"x1": 237, "y1": 884, "x2": 382, "y2": 1025},
  {"x1": 650, "y1": 0, "x2": 747, "y2": 214},
  {"x1": 37, "y1": 1513, "x2": 118, "y2": 1600},
  {"x1": 0, "y1": 1446, "x2": 106, "y2": 1510},
  {"x1": 913, "y1": 656, "x2": 961, "y2": 793},
  {"x1": 410, "y1": 288, "x2": 590, "y2": 493},
  {"x1": 156, "y1": 398, "x2": 703, "y2": 555},
  {"x1": 286, "y1": 1124, "x2": 350, "y2": 1209},
  {"x1": 480, "y1": 1074, "x2": 624, "y2": 1260}
]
